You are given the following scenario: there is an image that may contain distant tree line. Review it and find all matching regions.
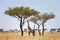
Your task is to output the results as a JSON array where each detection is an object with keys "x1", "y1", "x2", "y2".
[
  {"x1": 0, "y1": 28, "x2": 60, "y2": 32},
  {"x1": 50, "y1": 28, "x2": 60, "y2": 32}
]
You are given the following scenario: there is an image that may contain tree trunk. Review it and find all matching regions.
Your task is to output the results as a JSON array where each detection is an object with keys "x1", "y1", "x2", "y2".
[
  {"x1": 42, "y1": 23, "x2": 44, "y2": 35},
  {"x1": 20, "y1": 17, "x2": 23, "y2": 36},
  {"x1": 38, "y1": 25, "x2": 41, "y2": 35},
  {"x1": 20, "y1": 26, "x2": 23, "y2": 36}
]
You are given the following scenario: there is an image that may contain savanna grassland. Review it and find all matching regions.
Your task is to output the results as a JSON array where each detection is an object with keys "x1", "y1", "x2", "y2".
[{"x1": 0, "y1": 32, "x2": 60, "y2": 40}]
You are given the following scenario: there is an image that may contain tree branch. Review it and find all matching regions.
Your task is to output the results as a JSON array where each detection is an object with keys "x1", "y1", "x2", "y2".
[
  {"x1": 35, "y1": 22, "x2": 41, "y2": 26},
  {"x1": 22, "y1": 18, "x2": 25, "y2": 25},
  {"x1": 15, "y1": 12, "x2": 21, "y2": 18},
  {"x1": 14, "y1": 16, "x2": 21, "y2": 21},
  {"x1": 35, "y1": 22, "x2": 39, "y2": 26}
]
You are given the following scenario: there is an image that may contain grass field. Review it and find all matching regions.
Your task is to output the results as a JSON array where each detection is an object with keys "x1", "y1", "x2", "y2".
[{"x1": 0, "y1": 32, "x2": 60, "y2": 40}]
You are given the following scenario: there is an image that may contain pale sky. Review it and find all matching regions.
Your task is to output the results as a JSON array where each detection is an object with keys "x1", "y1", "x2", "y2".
[{"x1": 0, "y1": 0, "x2": 60, "y2": 31}]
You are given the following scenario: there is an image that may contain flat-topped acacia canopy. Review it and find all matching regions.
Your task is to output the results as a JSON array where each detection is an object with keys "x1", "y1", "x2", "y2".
[{"x1": 5, "y1": 6, "x2": 39, "y2": 18}]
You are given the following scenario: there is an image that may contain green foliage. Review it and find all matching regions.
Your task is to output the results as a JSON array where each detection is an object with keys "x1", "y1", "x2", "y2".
[
  {"x1": 29, "y1": 16, "x2": 39, "y2": 22},
  {"x1": 5, "y1": 6, "x2": 39, "y2": 18},
  {"x1": 29, "y1": 12, "x2": 55, "y2": 24},
  {"x1": 38, "y1": 13, "x2": 55, "y2": 23}
]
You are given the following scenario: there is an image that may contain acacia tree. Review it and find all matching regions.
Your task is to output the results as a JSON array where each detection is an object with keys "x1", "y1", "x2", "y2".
[
  {"x1": 29, "y1": 16, "x2": 41, "y2": 35},
  {"x1": 38, "y1": 13, "x2": 55, "y2": 35},
  {"x1": 5, "y1": 6, "x2": 39, "y2": 36}
]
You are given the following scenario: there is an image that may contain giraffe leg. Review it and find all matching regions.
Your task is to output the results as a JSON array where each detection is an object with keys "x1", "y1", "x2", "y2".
[
  {"x1": 28, "y1": 32, "x2": 30, "y2": 36},
  {"x1": 32, "y1": 30, "x2": 35, "y2": 36},
  {"x1": 39, "y1": 31, "x2": 41, "y2": 35}
]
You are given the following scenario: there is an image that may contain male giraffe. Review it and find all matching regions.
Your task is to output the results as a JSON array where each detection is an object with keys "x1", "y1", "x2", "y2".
[{"x1": 27, "y1": 21, "x2": 35, "y2": 36}]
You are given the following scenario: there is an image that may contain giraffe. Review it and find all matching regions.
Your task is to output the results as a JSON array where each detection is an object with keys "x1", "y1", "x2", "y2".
[{"x1": 27, "y1": 21, "x2": 35, "y2": 36}]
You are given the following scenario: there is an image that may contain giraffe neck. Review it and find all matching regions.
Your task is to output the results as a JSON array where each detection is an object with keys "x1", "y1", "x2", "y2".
[{"x1": 27, "y1": 21, "x2": 32, "y2": 30}]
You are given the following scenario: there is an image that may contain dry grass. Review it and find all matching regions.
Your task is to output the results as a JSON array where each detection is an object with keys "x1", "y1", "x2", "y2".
[{"x1": 0, "y1": 32, "x2": 60, "y2": 40}]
